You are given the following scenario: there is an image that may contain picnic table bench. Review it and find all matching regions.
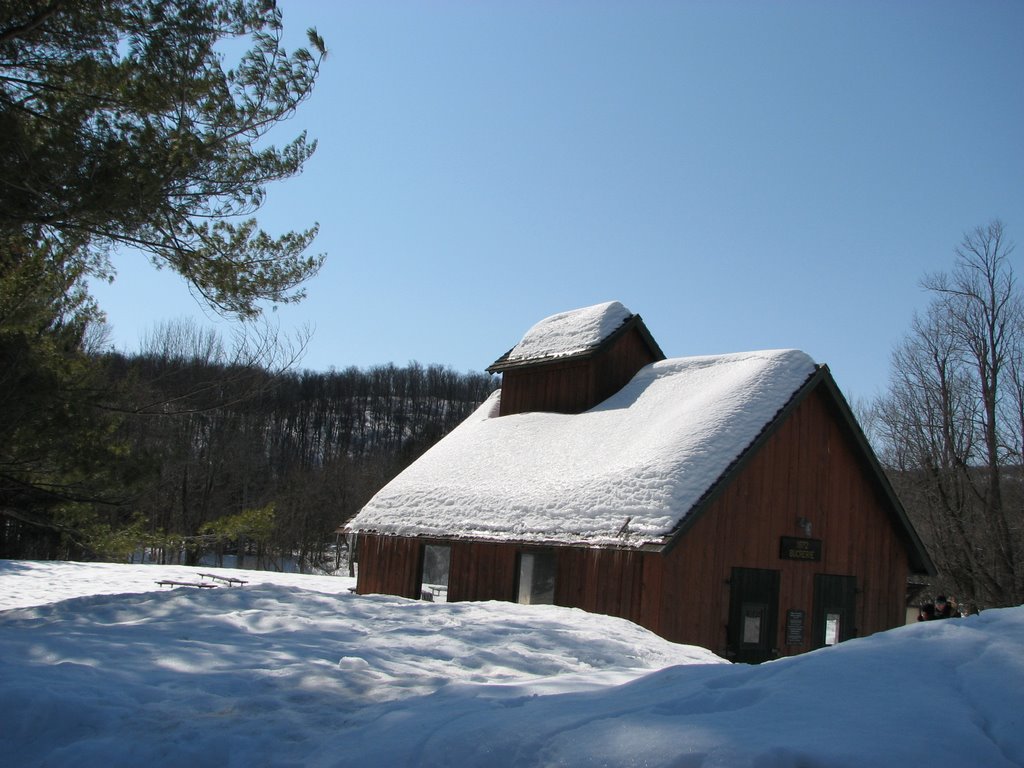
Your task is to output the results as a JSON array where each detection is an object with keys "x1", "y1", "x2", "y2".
[
  {"x1": 197, "y1": 572, "x2": 248, "y2": 587},
  {"x1": 155, "y1": 579, "x2": 218, "y2": 589}
]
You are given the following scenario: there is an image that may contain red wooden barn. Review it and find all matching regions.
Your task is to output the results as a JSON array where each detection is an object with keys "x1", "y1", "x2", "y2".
[{"x1": 346, "y1": 301, "x2": 934, "y2": 662}]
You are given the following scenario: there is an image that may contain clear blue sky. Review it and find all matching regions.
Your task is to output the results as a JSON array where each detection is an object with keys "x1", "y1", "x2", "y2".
[{"x1": 91, "y1": 1, "x2": 1024, "y2": 403}]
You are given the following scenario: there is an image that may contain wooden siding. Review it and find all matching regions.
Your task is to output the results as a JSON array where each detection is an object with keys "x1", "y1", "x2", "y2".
[
  {"x1": 499, "y1": 358, "x2": 593, "y2": 416},
  {"x1": 646, "y1": 384, "x2": 911, "y2": 657},
  {"x1": 554, "y1": 547, "x2": 646, "y2": 622},
  {"x1": 354, "y1": 379, "x2": 917, "y2": 661},
  {"x1": 498, "y1": 325, "x2": 660, "y2": 416},
  {"x1": 448, "y1": 541, "x2": 517, "y2": 602},
  {"x1": 354, "y1": 533, "x2": 422, "y2": 599}
]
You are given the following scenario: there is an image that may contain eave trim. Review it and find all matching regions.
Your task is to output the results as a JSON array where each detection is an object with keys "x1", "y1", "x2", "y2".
[{"x1": 486, "y1": 314, "x2": 665, "y2": 373}]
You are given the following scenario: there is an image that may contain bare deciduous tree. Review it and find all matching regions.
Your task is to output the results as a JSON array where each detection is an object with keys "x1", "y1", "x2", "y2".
[{"x1": 874, "y1": 220, "x2": 1023, "y2": 608}]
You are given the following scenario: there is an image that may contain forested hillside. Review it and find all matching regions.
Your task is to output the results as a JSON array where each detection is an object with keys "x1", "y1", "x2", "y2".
[{"x1": 1, "y1": 349, "x2": 497, "y2": 571}]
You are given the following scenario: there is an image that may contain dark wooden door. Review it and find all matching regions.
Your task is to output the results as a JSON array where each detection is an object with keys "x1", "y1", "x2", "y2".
[
  {"x1": 812, "y1": 574, "x2": 857, "y2": 647},
  {"x1": 728, "y1": 567, "x2": 780, "y2": 664}
]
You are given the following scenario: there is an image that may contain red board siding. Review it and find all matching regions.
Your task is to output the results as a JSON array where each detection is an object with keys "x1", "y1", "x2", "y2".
[
  {"x1": 498, "y1": 326, "x2": 660, "y2": 416},
  {"x1": 554, "y1": 547, "x2": 645, "y2": 623},
  {"x1": 449, "y1": 541, "x2": 517, "y2": 602},
  {"x1": 355, "y1": 533, "x2": 422, "y2": 599},
  {"x1": 646, "y1": 385, "x2": 911, "y2": 656}
]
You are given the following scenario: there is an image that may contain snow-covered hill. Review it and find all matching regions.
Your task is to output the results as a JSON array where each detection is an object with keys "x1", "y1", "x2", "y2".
[{"x1": 1, "y1": 560, "x2": 1021, "y2": 767}]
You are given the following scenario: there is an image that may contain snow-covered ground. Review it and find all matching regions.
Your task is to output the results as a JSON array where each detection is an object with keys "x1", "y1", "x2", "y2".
[{"x1": 1, "y1": 560, "x2": 1021, "y2": 767}]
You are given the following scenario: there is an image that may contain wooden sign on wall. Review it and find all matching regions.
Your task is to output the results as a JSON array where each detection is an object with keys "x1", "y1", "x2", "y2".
[{"x1": 779, "y1": 536, "x2": 822, "y2": 562}]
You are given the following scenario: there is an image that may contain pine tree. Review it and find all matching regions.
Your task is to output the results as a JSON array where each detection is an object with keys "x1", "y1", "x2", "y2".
[
  {"x1": 0, "y1": 0, "x2": 326, "y2": 315},
  {"x1": 0, "y1": 1, "x2": 326, "y2": 553}
]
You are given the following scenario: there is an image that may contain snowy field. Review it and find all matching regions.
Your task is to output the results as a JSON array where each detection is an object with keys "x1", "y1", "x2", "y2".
[{"x1": 1, "y1": 560, "x2": 1022, "y2": 767}]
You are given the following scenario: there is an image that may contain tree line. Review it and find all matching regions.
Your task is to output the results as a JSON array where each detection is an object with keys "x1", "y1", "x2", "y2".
[{"x1": 1, "y1": 324, "x2": 497, "y2": 570}]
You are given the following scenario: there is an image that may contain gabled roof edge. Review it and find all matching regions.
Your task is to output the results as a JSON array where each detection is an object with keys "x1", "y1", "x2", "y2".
[
  {"x1": 656, "y1": 366, "x2": 825, "y2": 556},
  {"x1": 631, "y1": 313, "x2": 667, "y2": 362},
  {"x1": 815, "y1": 369, "x2": 937, "y2": 576},
  {"x1": 657, "y1": 366, "x2": 937, "y2": 576}
]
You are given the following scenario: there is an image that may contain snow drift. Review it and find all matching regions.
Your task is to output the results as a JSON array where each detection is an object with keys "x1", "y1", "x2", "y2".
[{"x1": 1, "y1": 560, "x2": 1021, "y2": 767}]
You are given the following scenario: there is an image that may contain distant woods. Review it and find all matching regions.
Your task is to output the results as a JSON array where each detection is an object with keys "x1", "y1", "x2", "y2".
[{"x1": 0, "y1": 320, "x2": 497, "y2": 569}]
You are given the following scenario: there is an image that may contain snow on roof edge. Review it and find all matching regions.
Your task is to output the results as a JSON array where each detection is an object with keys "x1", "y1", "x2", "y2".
[
  {"x1": 350, "y1": 349, "x2": 820, "y2": 548},
  {"x1": 505, "y1": 300, "x2": 633, "y2": 363}
]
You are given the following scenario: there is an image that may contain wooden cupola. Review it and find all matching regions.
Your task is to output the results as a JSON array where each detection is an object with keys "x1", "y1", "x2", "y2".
[{"x1": 486, "y1": 301, "x2": 665, "y2": 417}]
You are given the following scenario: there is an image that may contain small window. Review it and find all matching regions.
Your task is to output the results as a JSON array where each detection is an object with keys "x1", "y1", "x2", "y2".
[
  {"x1": 812, "y1": 574, "x2": 857, "y2": 648},
  {"x1": 516, "y1": 551, "x2": 556, "y2": 605},
  {"x1": 824, "y1": 612, "x2": 841, "y2": 646},
  {"x1": 742, "y1": 603, "x2": 767, "y2": 646},
  {"x1": 420, "y1": 544, "x2": 450, "y2": 602}
]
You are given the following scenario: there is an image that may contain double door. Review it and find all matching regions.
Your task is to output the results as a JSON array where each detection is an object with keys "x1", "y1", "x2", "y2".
[{"x1": 728, "y1": 568, "x2": 857, "y2": 663}]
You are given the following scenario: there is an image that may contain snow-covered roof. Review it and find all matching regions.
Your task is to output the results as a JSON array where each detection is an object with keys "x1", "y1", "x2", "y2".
[
  {"x1": 351, "y1": 348, "x2": 819, "y2": 547},
  {"x1": 498, "y1": 300, "x2": 634, "y2": 366}
]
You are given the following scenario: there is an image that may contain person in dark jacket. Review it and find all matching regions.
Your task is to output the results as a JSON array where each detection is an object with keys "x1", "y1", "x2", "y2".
[
  {"x1": 932, "y1": 595, "x2": 959, "y2": 619},
  {"x1": 918, "y1": 595, "x2": 959, "y2": 620}
]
